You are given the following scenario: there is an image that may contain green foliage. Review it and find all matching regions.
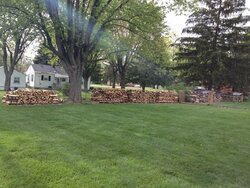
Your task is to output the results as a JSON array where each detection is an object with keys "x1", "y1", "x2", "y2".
[
  {"x1": 61, "y1": 83, "x2": 70, "y2": 97},
  {"x1": 33, "y1": 45, "x2": 59, "y2": 65},
  {"x1": 165, "y1": 82, "x2": 192, "y2": 92},
  {"x1": 164, "y1": 0, "x2": 199, "y2": 14},
  {"x1": 176, "y1": 0, "x2": 250, "y2": 91},
  {"x1": 91, "y1": 63, "x2": 103, "y2": 84},
  {"x1": 126, "y1": 34, "x2": 174, "y2": 90}
]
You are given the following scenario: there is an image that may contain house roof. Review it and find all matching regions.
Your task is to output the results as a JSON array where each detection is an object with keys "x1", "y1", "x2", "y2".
[{"x1": 31, "y1": 64, "x2": 68, "y2": 76}]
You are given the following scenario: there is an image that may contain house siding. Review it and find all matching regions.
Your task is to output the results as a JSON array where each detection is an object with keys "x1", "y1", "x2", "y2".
[
  {"x1": 25, "y1": 65, "x2": 91, "y2": 90},
  {"x1": 26, "y1": 66, "x2": 35, "y2": 87},
  {"x1": 34, "y1": 72, "x2": 55, "y2": 88},
  {"x1": 0, "y1": 67, "x2": 26, "y2": 90}
]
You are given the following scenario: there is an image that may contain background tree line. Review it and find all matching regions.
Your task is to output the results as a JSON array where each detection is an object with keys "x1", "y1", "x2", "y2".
[{"x1": 1, "y1": 0, "x2": 249, "y2": 102}]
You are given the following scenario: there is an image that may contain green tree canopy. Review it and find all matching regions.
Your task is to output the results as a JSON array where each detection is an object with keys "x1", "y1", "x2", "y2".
[{"x1": 176, "y1": 0, "x2": 250, "y2": 92}]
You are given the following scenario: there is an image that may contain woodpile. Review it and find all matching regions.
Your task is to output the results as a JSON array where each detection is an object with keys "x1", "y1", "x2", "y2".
[
  {"x1": 2, "y1": 89, "x2": 63, "y2": 105},
  {"x1": 219, "y1": 85, "x2": 233, "y2": 94},
  {"x1": 156, "y1": 91, "x2": 178, "y2": 103},
  {"x1": 221, "y1": 93, "x2": 243, "y2": 102},
  {"x1": 186, "y1": 92, "x2": 210, "y2": 103},
  {"x1": 91, "y1": 89, "x2": 178, "y2": 104},
  {"x1": 127, "y1": 90, "x2": 157, "y2": 103},
  {"x1": 91, "y1": 89, "x2": 129, "y2": 103}
]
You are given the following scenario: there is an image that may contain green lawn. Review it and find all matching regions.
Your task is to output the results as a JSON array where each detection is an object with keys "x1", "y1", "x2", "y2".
[
  {"x1": 215, "y1": 101, "x2": 250, "y2": 109},
  {"x1": 0, "y1": 91, "x2": 250, "y2": 187}
]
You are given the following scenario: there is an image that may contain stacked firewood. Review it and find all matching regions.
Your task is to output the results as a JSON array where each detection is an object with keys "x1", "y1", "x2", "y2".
[
  {"x1": 221, "y1": 93, "x2": 243, "y2": 102},
  {"x1": 128, "y1": 91, "x2": 157, "y2": 103},
  {"x1": 187, "y1": 93, "x2": 209, "y2": 103},
  {"x1": 156, "y1": 91, "x2": 179, "y2": 103},
  {"x1": 219, "y1": 86, "x2": 233, "y2": 94},
  {"x1": 2, "y1": 89, "x2": 63, "y2": 105},
  {"x1": 91, "y1": 89, "x2": 178, "y2": 103},
  {"x1": 91, "y1": 89, "x2": 129, "y2": 103}
]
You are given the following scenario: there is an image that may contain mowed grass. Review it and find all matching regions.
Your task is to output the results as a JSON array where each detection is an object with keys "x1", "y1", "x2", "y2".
[{"x1": 0, "y1": 91, "x2": 250, "y2": 187}]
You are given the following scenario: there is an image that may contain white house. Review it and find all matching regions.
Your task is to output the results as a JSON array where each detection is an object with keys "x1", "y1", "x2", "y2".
[
  {"x1": 26, "y1": 64, "x2": 69, "y2": 89},
  {"x1": 0, "y1": 66, "x2": 26, "y2": 90},
  {"x1": 26, "y1": 64, "x2": 91, "y2": 90}
]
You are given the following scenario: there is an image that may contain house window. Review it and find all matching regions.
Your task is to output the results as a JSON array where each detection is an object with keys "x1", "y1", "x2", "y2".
[
  {"x1": 31, "y1": 75, "x2": 33, "y2": 82},
  {"x1": 48, "y1": 76, "x2": 51, "y2": 81},
  {"x1": 41, "y1": 75, "x2": 44, "y2": 81},
  {"x1": 14, "y1": 77, "x2": 20, "y2": 84},
  {"x1": 62, "y1": 78, "x2": 66, "y2": 82}
]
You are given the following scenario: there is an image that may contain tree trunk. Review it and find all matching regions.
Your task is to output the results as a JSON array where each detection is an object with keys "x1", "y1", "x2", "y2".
[
  {"x1": 142, "y1": 85, "x2": 146, "y2": 92},
  {"x1": 112, "y1": 66, "x2": 116, "y2": 89},
  {"x1": 4, "y1": 72, "x2": 12, "y2": 91},
  {"x1": 207, "y1": 80, "x2": 213, "y2": 91},
  {"x1": 68, "y1": 71, "x2": 82, "y2": 103},
  {"x1": 2, "y1": 43, "x2": 14, "y2": 91},
  {"x1": 112, "y1": 77, "x2": 116, "y2": 88},
  {"x1": 120, "y1": 69, "x2": 126, "y2": 89},
  {"x1": 83, "y1": 75, "x2": 89, "y2": 92}
]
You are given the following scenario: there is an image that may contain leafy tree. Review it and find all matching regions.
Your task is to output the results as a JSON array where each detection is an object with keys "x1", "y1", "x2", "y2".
[
  {"x1": 163, "y1": 0, "x2": 199, "y2": 13},
  {"x1": 1, "y1": 0, "x2": 146, "y2": 101},
  {"x1": 0, "y1": 0, "x2": 202, "y2": 100},
  {"x1": 107, "y1": 1, "x2": 166, "y2": 89},
  {"x1": 102, "y1": 62, "x2": 119, "y2": 88},
  {"x1": 0, "y1": 4, "x2": 36, "y2": 91},
  {"x1": 36, "y1": 0, "x2": 166, "y2": 102},
  {"x1": 176, "y1": 0, "x2": 250, "y2": 91},
  {"x1": 127, "y1": 35, "x2": 174, "y2": 91}
]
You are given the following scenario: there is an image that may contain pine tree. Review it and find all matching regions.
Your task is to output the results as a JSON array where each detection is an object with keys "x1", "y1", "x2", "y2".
[{"x1": 176, "y1": 0, "x2": 250, "y2": 92}]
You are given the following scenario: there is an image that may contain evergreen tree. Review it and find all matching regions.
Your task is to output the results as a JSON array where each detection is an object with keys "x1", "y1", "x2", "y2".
[
  {"x1": 176, "y1": 0, "x2": 250, "y2": 92},
  {"x1": 33, "y1": 45, "x2": 59, "y2": 65}
]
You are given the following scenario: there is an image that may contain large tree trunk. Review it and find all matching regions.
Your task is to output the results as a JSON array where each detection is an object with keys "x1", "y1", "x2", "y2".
[
  {"x1": 68, "y1": 70, "x2": 82, "y2": 103},
  {"x1": 120, "y1": 69, "x2": 126, "y2": 89},
  {"x1": 2, "y1": 42, "x2": 14, "y2": 91}
]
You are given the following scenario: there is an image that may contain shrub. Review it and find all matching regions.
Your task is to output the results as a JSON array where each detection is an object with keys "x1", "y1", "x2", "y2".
[{"x1": 61, "y1": 83, "x2": 70, "y2": 96}]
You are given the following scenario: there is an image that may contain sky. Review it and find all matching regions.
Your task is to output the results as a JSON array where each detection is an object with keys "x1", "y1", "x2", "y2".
[{"x1": 166, "y1": 0, "x2": 250, "y2": 37}]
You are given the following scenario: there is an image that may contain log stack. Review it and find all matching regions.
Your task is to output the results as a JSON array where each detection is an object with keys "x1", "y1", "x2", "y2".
[
  {"x1": 2, "y1": 89, "x2": 63, "y2": 105},
  {"x1": 91, "y1": 89, "x2": 178, "y2": 104},
  {"x1": 187, "y1": 93, "x2": 209, "y2": 103},
  {"x1": 128, "y1": 91, "x2": 157, "y2": 103},
  {"x1": 156, "y1": 91, "x2": 179, "y2": 103},
  {"x1": 91, "y1": 89, "x2": 129, "y2": 103},
  {"x1": 220, "y1": 86, "x2": 233, "y2": 94},
  {"x1": 221, "y1": 92, "x2": 243, "y2": 102}
]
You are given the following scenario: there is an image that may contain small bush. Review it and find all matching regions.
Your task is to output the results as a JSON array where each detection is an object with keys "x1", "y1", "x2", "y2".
[{"x1": 61, "y1": 83, "x2": 70, "y2": 96}]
